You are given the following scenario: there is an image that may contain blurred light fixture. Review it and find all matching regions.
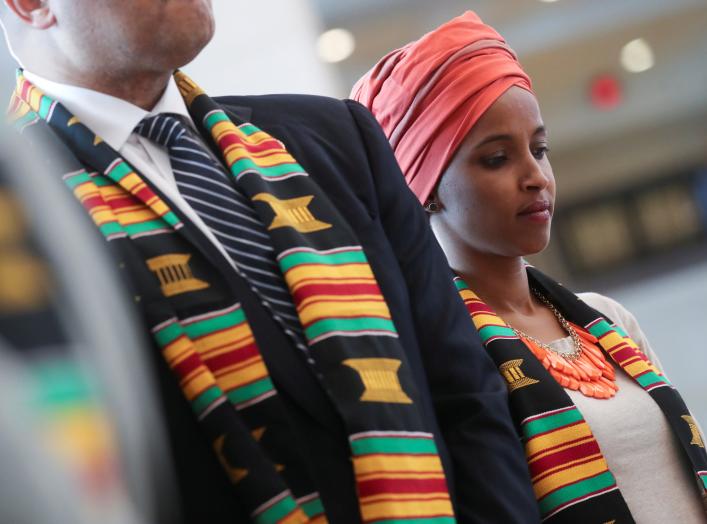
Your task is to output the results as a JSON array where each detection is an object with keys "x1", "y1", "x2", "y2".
[
  {"x1": 620, "y1": 38, "x2": 654, "y2": 73},
  {"x1": 539, "y1": 0, "x2": 560, "y2": 3},
  {"x1": 317, "y1": 28, "x2": 355, "y2": 64},
  {"x1": 589, "y1": 73, "x2": 623, "y2": 111}
]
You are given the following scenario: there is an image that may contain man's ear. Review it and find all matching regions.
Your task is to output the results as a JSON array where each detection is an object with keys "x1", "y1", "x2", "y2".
[{"x1": 4, "y1": 0, "x2": 55, "y2": 29}]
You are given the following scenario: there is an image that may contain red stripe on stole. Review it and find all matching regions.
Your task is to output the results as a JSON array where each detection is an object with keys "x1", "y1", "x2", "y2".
[
  {"x1": 224, "y1": 137, "x2": 283, "y2": 155},
  {"x1": 171, "y1": 352, "x2": 203, "y2": 378},
  {"x1": 526, "y1": 420, "x2": 586, "y2": 458},
  {"x1": 464, "y1": 301, "x2": 494, "y2": 314},
  {"x1": 217, "y1": 132, "x2": 283, "y2": 155},
  {"x1": 608, "y1": 346, "x2": 640, "y2": 364},
  {"x1": 202, "y1": 343, "x2": 260, "y2": 371},
  {"x1": 529, "y1": 439, "x2": 602, "y2": 479},
  {"x1": 357, "y1": 477, "x2": 449, "y2": 497},
  {"x1": 20, "y1": 80, "x2": 33, "y2": 100},
  {"x1": 132, "y1": 184, "x2": 157, "y2": 205},
  {"x1": 81, "y1": 194, "x2": 107, "y2": 211},
  {"x1": 291, "y1": 282, "x2": 382, "y2": 304},
  {"x1": 104, "y1": 195, "x2": 142, "y2": 210}
]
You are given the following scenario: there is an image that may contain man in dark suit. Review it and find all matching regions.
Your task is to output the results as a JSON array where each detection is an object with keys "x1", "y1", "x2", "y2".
[{"x1": 1, "y1": 1, "x2": 538, "y2": 522}]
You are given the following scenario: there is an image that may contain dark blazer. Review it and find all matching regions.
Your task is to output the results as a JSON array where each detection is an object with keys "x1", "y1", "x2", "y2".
[{"x1": 122, "y1": 95, "x2": 539, "y2": 523}]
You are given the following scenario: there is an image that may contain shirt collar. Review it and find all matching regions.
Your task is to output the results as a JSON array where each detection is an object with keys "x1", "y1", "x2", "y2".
[{"x1": 22, "y1": 70, "x2": 195, "y2": 152}]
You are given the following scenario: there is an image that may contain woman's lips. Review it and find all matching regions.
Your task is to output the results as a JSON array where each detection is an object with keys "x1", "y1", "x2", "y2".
[{"x1": 518, "y1": 201, "x2": 552, "y2": 223}]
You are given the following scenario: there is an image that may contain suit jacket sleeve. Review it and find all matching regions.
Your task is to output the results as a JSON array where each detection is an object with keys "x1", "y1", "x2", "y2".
[{"x1": 344, "y1": 100, "x2": 540, "y2": 523}]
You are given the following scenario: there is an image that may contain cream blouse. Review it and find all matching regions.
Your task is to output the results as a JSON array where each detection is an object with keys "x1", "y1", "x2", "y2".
[{"x1": 547, "y1": 292, "x2": 706, "y2": 523}]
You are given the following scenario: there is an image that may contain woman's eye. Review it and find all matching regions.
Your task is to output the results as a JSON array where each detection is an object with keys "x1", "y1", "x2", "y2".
[
  {"x1": 481, "y1": 154, "x2": 507, "y2": 169},
  {"x1": 532, "y1": 146, "x2": 550, "y2": 160}
]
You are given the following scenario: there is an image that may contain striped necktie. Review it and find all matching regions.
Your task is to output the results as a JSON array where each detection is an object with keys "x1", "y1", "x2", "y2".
[{"x1": 135, "y1": 113, "x2": 310, "y2": 354}]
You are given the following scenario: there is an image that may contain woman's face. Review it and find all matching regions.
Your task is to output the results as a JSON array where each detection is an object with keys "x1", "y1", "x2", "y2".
[{"x1": 430, "y1": 86, "x2": 555, "y2": 260}]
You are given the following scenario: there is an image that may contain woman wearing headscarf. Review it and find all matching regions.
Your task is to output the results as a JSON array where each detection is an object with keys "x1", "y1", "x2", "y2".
[{"x1": 352, "y1": 11, "x2": 707, "y2": 524}]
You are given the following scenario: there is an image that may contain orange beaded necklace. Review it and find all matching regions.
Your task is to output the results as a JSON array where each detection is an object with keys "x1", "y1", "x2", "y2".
[{"x1": 509, "y1": 290, "x2": 618, "y2": 399}]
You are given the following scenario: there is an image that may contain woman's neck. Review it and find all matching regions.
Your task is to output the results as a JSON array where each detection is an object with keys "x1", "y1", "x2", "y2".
[{"x1": 454, "y1": 253, "x2": 535, "y2": 316}]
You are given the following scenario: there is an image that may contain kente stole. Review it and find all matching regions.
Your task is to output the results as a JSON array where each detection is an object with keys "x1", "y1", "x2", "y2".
[
  {"x1": 11, "y1": 71, "x2": 456, "y2": 523},
  {"x1": 456, "y1": 266, "x2": 707, "y2": 523}
]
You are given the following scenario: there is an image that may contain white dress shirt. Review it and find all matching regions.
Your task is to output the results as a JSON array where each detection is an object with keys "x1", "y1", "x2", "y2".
[{"x1": 23, "y1": 70, "x2": 237, "y2": 269}]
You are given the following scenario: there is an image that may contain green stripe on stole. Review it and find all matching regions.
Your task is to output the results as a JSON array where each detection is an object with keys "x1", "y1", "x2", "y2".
[
  {"x1": 226, "y1": 377, "x2": 275, "y2": 405},
  {"x1": 523, "y1": 408, "x2": 584, "y2": 439},
  {"x1": 279, "y1": 249, "x2": 368, "y2": 272},
  {"x1": 350, "y1": 436, "x2": 439, "y2": 456},
  {"x1": 182, "y1": 308, "x2": 247, "y2": 339},
  {"x1": 477, "y1": 324, "x2": 516, "y2": 343},
  {"x1": 253, "y1": 494, "x2": 301, "y2": 524},
  {"x1": 538, "y1": 471, "x2": 615, "y2": 516},
  {"x1": 153, "y1": 320, "x2": 183, "y2": 347},
  {"x1": 304, "y1": 316, "x2": 396, "y2": 340}
]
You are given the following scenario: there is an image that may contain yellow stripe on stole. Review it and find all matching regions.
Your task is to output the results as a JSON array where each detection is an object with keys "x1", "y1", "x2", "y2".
[
  {"x1": 216, "y1": 360, "x2": 269, "y2": 392},
  {"x1": 224, "y1": 147, "x2": 294, "y2": 167},
  {"x1": 360, "y1": 499, "x2": 454, "y2": 521},
  {"x1": 96, "y1": 185, "x2": 125, "y2": 198},
  {"x1": 90, "y1": 209, "x2": 118, "y2": 226},
  {"x1": 162, "y1": 336, "x2": 194, "y2": 366},
  {"x1": 212, "y1": 121, "x2": 242, "y2": 140},
  {"x1": 28, "y1": 87, "x2": 43, "y2": 111},
  {"x1": 285, "y1": 263, "x2": 374, "y2": 284},
  {"x1": 73, "y1": 182, "x2": 99, "y2": 200},
  {"x1": 119, "y1": 173, "x2": 147, "y2": 194},
  {"x1": 278, "y1": 508, "x2": 309, "y2": 524},
  {"x1": 114, "y1": 209, "x2": 161, "y2": 226},
  {"x1": 356, "y1": 472, "x2": 447, "y2": 481},
  {"x1": 623, "y1": 360, "x2": 653, "y2": 378},
  {"x1": 471, "y1": 313, "x2": 507, "y2": 328},
  {"x1": 298, "y1": 300, "x2": 391, "y2": 325},
  {"x1": 458, "y1": 288, "x2": 477, "y2": 301},
  {"x1": 525, "y1": 422, "x2": 593, "y2": 459},
  {"x1": 298, "y1": 294, "x2": 384, "y2": 309},
  {"x1": 244, "y1": 130, "x2": 276, "y2": 144},
  {"x1": 528, "y1": 436, "x2": 596, "y2": 465},
  {"x1": 212, "y1": 355, "x2": 263, "y2": 378},
  {"x1": 533, "y1": 456, "x2": 609, "y2": 499},
  {"x1": 361, "y1": 493, "x2": 452, "y2": 503},
  {"x1": 181, "y1": 366, "x2": 217, "y2": 401},
  {"x1": 192, "y1": 325, "x2": 255, "y2": 358},
  {"x1": 289, "y1": 277, "x2": 376, "y2": 293},
  {"x1": 353, "y1": 454, "x2": 444, "y2": 475}
]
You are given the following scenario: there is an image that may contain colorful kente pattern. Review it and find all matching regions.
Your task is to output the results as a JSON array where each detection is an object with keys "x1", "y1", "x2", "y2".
[
  {"x1": 455, "y1": 271, "x2": 707, "y2": 521},
  {"x1": 456, "y1": 278, "x2": 620, "y2": 520},
  {"x1": 350, "y1": 431, "x2": 455, "y2": 523},
  {"x1": 277, "y1": 247, "x2": 398, "y2": 345},
  {"x1": 12, "y1": 70, "x2": 455, "y2": 522},
  {"x1": 522, "y1": 406, "x2": 616, "y2": 519},
  {"x1": 585, "y1": 318, "x2": 668, "y2": 393}
]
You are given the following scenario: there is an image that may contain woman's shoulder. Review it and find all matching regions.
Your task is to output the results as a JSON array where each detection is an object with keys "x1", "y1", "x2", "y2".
[{"x1": 576, "y1": 292, "x2": 634, "y2": 325}]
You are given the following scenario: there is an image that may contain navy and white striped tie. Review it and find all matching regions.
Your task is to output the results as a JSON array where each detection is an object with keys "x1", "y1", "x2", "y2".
[{"x1": 135, "y1": 113, "x2": 309, "y2": 352}]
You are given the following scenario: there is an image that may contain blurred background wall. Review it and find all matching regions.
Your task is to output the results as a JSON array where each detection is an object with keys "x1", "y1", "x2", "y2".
[{"x1": 2, "y1": 0, "x2": 704, "y2": 419}]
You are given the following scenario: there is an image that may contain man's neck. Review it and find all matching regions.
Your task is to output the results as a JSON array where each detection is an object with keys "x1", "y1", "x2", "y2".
[{"x1": 28, "y1": 66, "x2": 172, "y2": 111}]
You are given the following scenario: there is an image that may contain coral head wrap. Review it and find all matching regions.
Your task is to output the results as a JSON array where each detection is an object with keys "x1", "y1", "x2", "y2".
[{"x1": 351, "y1": 11, "x2": 532, "y2": 204}]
